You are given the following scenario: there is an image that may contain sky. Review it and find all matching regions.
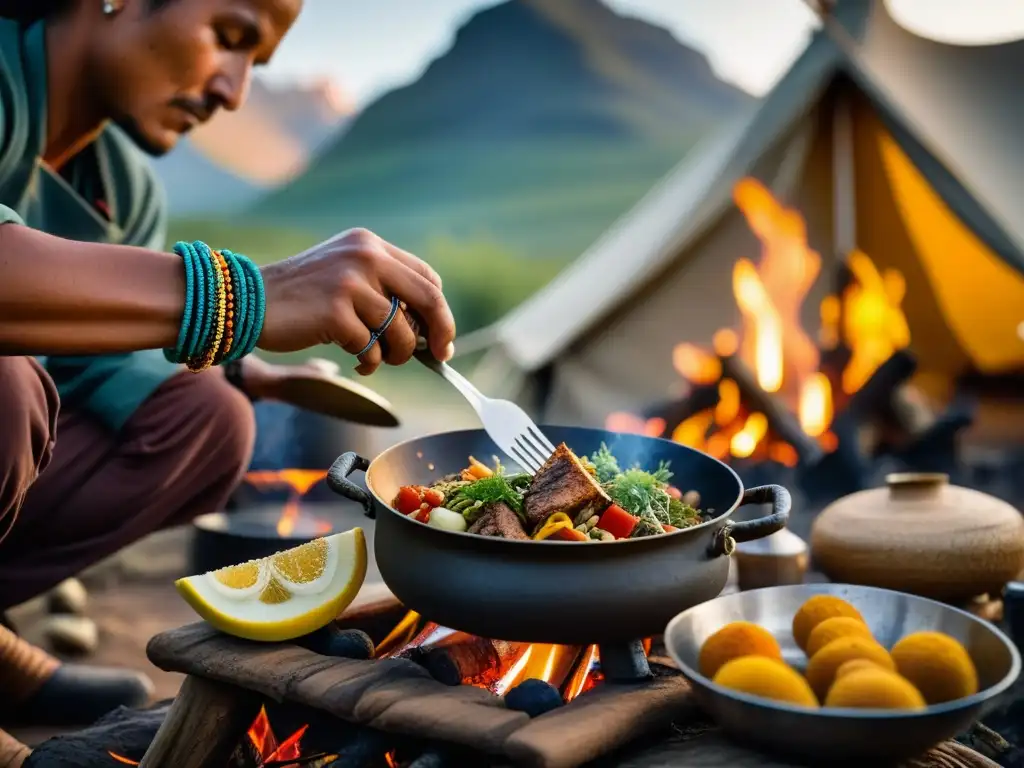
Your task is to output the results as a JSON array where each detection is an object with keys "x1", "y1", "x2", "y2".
[{"x1": 263, "y1": 0, "x2": 1024, "y2": 107}]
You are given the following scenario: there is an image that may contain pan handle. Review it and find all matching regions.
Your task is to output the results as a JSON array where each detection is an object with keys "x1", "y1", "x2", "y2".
[
  {"x1": 709, "y1": 484, "x2": 791, "y2": 557},
  {"x1": 326, "y1": 452, "x2": 375, "y2": 518}
]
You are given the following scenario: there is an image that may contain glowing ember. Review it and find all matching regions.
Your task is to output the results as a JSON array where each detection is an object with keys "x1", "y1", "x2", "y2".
[
  {"x1": 605, "y1": 176, "x2": 910, "y2": 464},
  {"x1": 604, "y1": 412, "x2": 665, "y2": 437},
  {"x1": 376, "y1": 615, "x2": 613, "y2": 705},
  {"x1": 245, "y1": 469, "x2": 332, "y2": 537}
]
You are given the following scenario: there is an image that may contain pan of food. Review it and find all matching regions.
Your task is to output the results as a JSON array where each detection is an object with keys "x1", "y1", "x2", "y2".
[{"x1": 326, "y1": 426, "x2": 791, "y2": 645}]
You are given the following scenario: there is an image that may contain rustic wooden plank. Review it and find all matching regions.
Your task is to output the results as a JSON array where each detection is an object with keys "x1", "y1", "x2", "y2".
[
  {"x1": 137, "y1": 676, "x2": 260, "y2": 768},
  {"x1": 502, "y1": 675, "x2": 699, "y2": 768},
  {"x1": 146, "y1": 623, "x2": 529, "y2": 755}
]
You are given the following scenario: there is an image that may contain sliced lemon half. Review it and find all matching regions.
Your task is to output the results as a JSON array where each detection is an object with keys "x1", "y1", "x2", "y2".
[{"x1": 175, "y1": 529, "x2": 367, "y2": 642}]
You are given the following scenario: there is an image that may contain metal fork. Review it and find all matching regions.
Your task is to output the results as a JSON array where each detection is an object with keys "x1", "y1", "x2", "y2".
[{"x1": 415, "y1": 348, "x2": 556, "y2": 474}]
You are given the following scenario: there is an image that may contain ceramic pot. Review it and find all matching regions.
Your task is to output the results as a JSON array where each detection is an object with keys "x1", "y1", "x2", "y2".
[
  {"x1": 810, "y1": 473, "x2": 1024, "y2": 601},
  {"x1": 734, "y1": 528, "x2": 809, "y2": 591}
]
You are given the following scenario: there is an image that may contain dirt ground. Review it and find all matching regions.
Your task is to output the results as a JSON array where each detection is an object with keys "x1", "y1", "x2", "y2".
[{"x1": 6, "y1": 528, "x2": 197, "y2": 746}]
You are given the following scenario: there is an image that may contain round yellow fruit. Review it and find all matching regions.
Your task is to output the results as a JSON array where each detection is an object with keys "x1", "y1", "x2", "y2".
[
  {"x1": 175, "y1": 529, "x2": 367, "y2": 642},
  {"x1": 824, "y1": 667, "x2": 926, "y2": 710},
  {"x1": 712, "y1": 656, "x2": 819, "y2": 708},
  {"x1": 698, "y1": 621, "x2": 783, "y2": 678},
  {"x1": 835, "y1": 658, "x2": 886, "y2": 681},
  {"x1": 792, "y1": 595, "x2": 866, "y2": 652},
  {"x1": 805, "y1": 636, "x2": 895, "y2": 700},
  {"x1": 890, "y1": 632, "x2": 979, "y2": 704},
  {"x1": 806, "y1": 616, "x2": 874, "y2": 658}
]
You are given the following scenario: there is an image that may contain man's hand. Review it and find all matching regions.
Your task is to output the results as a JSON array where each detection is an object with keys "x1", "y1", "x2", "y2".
[{"x1": 258, "y1": 228, "x2": 456, "y2": 375}]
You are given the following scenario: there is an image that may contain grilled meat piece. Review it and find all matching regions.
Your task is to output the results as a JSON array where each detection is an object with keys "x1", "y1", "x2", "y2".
[
  {"x1": 523, "y1": 443, "x2": 611, "y2": 530},
  {"x1": 466, "y1": 501, "x2": 529, "y2": 540}
]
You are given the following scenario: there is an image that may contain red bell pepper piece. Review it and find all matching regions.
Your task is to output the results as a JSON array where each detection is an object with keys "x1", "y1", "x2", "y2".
[
  {"x1": 422, "y1": 488, "x2": 445, "y2": 508},
  {"x1": 662, "y1": 524, "x2": 679, "y2": 533},
  {"x1": 598, "y1": 504, "x2": 639, "y2": 539},
  {"x1": 395, "y1": 486, "x2": 423, "y2": 515},
  {"x1": 552, "y1": 526, "x2": 589, "y2": 542},
  {"x1": 414, "y1": 504, "x2": 432, "y2": 524}
]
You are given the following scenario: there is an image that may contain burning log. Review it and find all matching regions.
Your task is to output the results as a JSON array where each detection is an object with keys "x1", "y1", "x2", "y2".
[
  {"x1": 842, "y1": 349, "x2": 916, "y2": 422},
  {"x1": 717, "y1": 351, "x2": 825, "y2": 466},
  {"x1": 641, "y1": 385, "x2": 721, "y2": 439},
  {"x1": 420, "y1": 635, "x2": 531, "y2": 689},
  {"x1": 137, "y1": 676, "x2": 261, "y2": 768}
]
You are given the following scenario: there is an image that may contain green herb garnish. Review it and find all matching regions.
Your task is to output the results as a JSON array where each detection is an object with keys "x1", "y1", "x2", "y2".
[
  {"x1": 590, "y1": 443, "x2": 621, "y2": 483},
  {"x1": 458, "y1": 475, "x2": 523, "y2": 513},
  {"x1": 668, "y1": 497, "x2": 701, "y2": 527}
]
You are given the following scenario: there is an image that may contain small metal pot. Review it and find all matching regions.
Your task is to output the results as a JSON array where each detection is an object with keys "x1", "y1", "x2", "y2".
[{"x1": 326, "y1": 426, "x2": 791, "y2": 645}]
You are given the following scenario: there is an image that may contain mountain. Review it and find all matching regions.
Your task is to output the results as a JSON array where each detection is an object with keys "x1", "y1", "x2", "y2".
[
  {"x1": 250, "y1": 0, "x2": 754, "y2": 258},
  {"x1": 152, "y1": 77, "x2": 353, "y2": 215}
]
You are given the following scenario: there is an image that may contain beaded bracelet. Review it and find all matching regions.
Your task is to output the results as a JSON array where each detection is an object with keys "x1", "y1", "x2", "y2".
[{"x1": 165, "y1": 241, "x2": 266, "y2": 371}]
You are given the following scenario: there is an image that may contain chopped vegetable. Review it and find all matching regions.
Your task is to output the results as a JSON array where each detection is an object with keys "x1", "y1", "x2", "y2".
[
  {"x1": 428, "y1": 507, "x2": 468, "y2": 533},
  {"x1": 533, "y1": 513, "x2": 574, "y2": 541},
  {"x1": 422, "y1": 488, "x2": 445, "y2": 508},
  {"x1": 414, "y1": 505, "x2": 431, "y2": 524},
  {"x1": 597, "y1": 504, "x2": 639, "y2": 540},
  {"x1": 465, "y1": 457, "x2": 494, "y2": 479},
  {"x1": 552, "y1": 526, "x2": 589, "y2": 542},
  {"x1": 412, "y1": 442, "x2": 707, "y2": 542},
  {"x1": 395, "y1": 486, "x2": 425, "y2": 515}
]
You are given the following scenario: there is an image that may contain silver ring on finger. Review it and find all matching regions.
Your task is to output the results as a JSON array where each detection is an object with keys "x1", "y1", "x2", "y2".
[{"x1": 354, "y1": 296, "x2": 401, "y2": 358}]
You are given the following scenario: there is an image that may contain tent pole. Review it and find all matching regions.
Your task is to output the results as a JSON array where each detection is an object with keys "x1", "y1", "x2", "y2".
[{"x1": 832, "y1": 89, "x2": 856, "y2": 269}]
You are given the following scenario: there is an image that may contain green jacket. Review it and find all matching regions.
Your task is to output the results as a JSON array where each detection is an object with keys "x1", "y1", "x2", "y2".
[{"x1": 0, "y1": 19, "x2": 179, "y2": 432}]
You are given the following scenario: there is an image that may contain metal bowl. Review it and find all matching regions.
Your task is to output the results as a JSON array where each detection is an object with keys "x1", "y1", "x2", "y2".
[{"x1": 664, "y1": 584, "x2": 1021, "y2": 764}]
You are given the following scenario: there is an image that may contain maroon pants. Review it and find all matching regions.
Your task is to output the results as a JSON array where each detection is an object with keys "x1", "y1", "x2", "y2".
[{"x1": 0, "y1": 357, "x2": 255, "y2": 610}]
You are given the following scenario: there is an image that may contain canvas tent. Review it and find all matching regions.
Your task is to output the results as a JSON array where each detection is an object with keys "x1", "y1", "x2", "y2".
[{"x1": 462, "y1": 0, "x2": 1024, "y2": 427}]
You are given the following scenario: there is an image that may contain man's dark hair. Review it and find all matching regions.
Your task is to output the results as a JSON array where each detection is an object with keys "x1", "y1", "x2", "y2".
[
  {"x1": 0, "y1": 0, "x2": 176, "y2": 22},
  {"x1": 0, "y1": 0, "x2": 69, "y2": 21}
]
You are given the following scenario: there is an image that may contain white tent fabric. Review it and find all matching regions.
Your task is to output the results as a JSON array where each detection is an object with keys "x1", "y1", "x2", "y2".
[{"x1": 466, "y1": 0, "x2": 1024, "y2": 425}]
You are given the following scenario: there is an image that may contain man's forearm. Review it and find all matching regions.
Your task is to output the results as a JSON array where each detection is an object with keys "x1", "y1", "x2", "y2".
[{"x1": 0, "y1": 224, "x2": 183, "y2": 355}]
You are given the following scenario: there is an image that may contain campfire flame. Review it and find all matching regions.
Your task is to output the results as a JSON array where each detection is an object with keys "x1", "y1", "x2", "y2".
[
  {"x1": 378, "y1": 613, "x2": 634, "y2": 703},
  {"x1": 245, "y1": 469, "x2": 332, "y2": 537},
  {"x1": 607, "y1": 177, "x2": 910, "y2": 463}
]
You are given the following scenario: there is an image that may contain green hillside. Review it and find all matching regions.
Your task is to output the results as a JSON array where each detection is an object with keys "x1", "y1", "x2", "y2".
[{"x1": 248, "y1": 0, "x2": 753, "y2": 260}]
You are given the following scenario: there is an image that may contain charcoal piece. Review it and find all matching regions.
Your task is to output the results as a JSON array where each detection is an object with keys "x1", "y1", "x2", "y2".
[
  {"x1": 323, "y1": 728, "x2": 392, "y2": 768},
  {"x1": 296, "y1": 625, "x2": 375, "y2": 660},
  {"x1": 406, "y1": 749, "x2": 453, "y2": 768},
  {"x1": 24, "y1": 702, "x2": 170, "y2": 768},
  {"x1": 504, "y1": 679, "x2": 564, "y2": 718}
]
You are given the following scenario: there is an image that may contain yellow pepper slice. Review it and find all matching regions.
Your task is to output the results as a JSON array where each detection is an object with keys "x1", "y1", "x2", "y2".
[{"x1": 533, "y1": 512, "x2": 574, "y2": 540}]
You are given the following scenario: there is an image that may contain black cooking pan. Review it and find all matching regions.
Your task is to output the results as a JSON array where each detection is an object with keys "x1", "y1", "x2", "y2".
[{"x1": 327, "y1": 426, "x2": 790, "y2": 646}]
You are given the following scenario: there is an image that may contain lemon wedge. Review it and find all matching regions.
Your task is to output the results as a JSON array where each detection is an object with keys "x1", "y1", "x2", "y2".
[{"x1": 175, "y1": 529, "x2": 367, "y2": 642}]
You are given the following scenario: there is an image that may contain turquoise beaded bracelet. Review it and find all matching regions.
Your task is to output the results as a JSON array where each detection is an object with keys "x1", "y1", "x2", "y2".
[{"x1": 165, "y1": 241, "x2": 265, "y2": 368}]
